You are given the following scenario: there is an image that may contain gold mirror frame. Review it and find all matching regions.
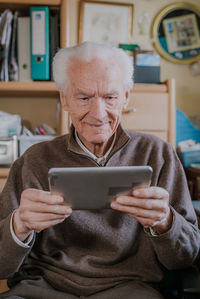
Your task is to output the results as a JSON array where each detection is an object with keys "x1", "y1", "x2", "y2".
[{"x1": 152, "y1": 2, "x2": 200, "y2": 64}]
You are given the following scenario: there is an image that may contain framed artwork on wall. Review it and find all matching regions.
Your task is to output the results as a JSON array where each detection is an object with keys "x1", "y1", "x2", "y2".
[
  {"x1": 79, "y1": 0, "x2": 133, "y2": 47},
  {"x1": 152, "y1": 2, "x2": 200, "y2": 64}
]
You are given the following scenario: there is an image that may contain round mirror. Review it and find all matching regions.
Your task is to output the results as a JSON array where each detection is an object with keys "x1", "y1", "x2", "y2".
[{"x1": 151, "y1": 2, "x2": 200, "y2": 64}]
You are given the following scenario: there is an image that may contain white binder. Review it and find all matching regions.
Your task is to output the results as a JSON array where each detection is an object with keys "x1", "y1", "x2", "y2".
[{"x1": 17, "y1": 16, "x2": 32, "y2": 81}]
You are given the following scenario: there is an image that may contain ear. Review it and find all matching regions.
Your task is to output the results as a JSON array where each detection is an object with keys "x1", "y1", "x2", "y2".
[
  {"x1": 59, "y1": 91, "x2": 69, "y2": 111},
  {"x1": 123, "y1": 90, "x2": 130, "y2": 109}
]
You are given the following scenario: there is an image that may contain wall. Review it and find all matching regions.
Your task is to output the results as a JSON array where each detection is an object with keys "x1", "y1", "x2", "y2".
[{"x1": 67, "y1": 0, "x2": 200, "y2": 117}]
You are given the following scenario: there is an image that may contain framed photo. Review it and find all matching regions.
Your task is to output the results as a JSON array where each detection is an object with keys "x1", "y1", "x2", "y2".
[
  {"x1": 79, "y1": 0, "x2": 133, "y2": 47},
  {"x1": 152, "y1": 2, "x2": 200, "y2": 64},
  {"x1": 163, "y1": 14, "x2": 200, "y2": 53}
]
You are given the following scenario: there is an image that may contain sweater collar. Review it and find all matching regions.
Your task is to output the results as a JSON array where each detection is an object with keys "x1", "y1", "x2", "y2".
[{"x1": 67, "y1": 124, "x2": 130, "y2": 160}]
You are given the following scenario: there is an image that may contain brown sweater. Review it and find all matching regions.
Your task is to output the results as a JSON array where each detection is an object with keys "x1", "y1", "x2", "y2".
[{"x1": 0, "y1": 126, "x2": 199, "y2": 296}]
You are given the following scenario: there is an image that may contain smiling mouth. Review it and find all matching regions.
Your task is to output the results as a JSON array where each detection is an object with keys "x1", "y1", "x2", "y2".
[{"x1": 87, "y1": 123, "x2": 108, "y2": 128}]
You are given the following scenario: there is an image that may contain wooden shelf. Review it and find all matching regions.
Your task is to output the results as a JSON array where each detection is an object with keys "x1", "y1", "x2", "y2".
[
  {"x1": 0, "y1": 0, "x2": 61, "y2": 5},
  {"x1": 132, "y1": 83, "x2": 167, "y2": 93},
  {"x1": 0, "y1": 82, "x2": 167, "y2": 97},
  {"x1": 0, "y1": 82, "x2": 59, "y2": 97}
]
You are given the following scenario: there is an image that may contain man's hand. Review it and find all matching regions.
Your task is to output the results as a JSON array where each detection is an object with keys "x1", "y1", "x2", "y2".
[
  {"x1": 111, "y1": 186, "x2": 173, "y2": 234},
  {"x1": 13, "y1": 188, "x2": 72, "y2": 242}
]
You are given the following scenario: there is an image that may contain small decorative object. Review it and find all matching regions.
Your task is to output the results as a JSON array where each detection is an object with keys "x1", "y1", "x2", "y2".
[
  {"x1": 138, "y1": 13, "x2": 150, "y2": 35},
  {"x1": 152, "y1": 2, "x2": 200, "y2": 64},
  {"x1": 79, "y1": 1, "x2": 133, "y2": 46}
]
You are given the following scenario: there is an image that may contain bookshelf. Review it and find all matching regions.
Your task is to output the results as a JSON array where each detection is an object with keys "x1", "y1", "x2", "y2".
[
  {"x1": 0, "y1": 0, "x2": 70, "y2": 133},
  {"x1": 0, "y1": 0, "x2": 70, "y2": 195}
]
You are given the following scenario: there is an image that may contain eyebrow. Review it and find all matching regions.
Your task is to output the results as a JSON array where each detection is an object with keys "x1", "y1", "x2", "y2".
[
  {"x1": 73, "y1": 89, "x2": 93, "y2": 97},
  {"x1": 104, "y1": 91, "x2": 119, "y2": 96},
  {"x1": 74, "y1": 89, "x2": 119, "y2": 97}
]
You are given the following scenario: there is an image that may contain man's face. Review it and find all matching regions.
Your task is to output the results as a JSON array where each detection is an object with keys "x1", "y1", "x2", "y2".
[{"x1": 60, "y1": 58, "x2": 129, "y2": 150}]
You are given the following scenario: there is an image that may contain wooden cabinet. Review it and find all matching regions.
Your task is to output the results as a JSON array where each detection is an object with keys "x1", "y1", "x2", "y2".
[{"x1": 121, "y1": 79, "x2": 176, "y2": 147}]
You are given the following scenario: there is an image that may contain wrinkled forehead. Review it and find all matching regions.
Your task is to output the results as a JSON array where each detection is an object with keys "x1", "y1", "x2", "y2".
[{"x1": 67, "y1": 57, "x2": 123, "y2": 86}]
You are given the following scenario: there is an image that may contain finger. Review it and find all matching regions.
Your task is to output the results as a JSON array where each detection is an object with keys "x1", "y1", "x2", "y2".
[
  {"x1": 22, "y1": 189, "x2": 64, "y2": 205},
  {"x1": 111, "y1": 201, "x2": 165, "y2": 221},
  {"x1": 22, "y1": 202, "x2": 72, "y2": 215},
  {"x1": 115, "y1": 196, "x2": 167, "y2": 211},
  {"x1": 21, "y1": 211, "x2": 71, "y2": 223},
  {"x1": 27, "y1": 218, "x2": 68, "y2": 233},
  {"x1": 133, "y1": 186, "x2": 169, "y2": 199}
]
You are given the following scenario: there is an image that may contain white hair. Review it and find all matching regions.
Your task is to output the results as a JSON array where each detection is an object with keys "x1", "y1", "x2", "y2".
[{"x1": 53, "y1": 41, "x2": 134, "y2": 93}]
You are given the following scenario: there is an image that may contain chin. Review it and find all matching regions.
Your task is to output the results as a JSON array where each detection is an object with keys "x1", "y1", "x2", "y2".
[{"x1": 86, "y1": 133, "x2": 109, "y2": 145}]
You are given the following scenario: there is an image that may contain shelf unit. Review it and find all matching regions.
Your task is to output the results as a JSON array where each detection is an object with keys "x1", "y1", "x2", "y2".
[
  {"x1": 0, "y1": 0, "x2": 70, "y2": 195},
  {"x1": 0, "y1": 0, "x2": 70, "y2": 133}
]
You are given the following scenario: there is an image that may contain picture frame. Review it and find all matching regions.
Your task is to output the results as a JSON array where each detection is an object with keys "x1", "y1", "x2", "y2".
[
  {"x1": 163, "y1": 14, "x2": 200, "y2": 53},
  {"x1": 79, "y1": 0, "x2": 133, "y2": 47},
  {"x1": 151, "y1": 2, "x2": 200, "y2": 64}
]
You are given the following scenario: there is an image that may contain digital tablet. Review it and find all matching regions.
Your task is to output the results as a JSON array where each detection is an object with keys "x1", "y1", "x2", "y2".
[{"x1": 48, "y1": 166, "x2": 153, "y2": 210}]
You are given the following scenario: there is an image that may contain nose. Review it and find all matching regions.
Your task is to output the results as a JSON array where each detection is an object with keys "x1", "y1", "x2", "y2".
[{"x1": 89, "y1": 98, "x2": 107, "y2": 120}]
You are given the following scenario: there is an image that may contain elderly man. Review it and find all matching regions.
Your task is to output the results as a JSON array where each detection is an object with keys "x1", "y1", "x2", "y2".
[{"x1": 0, "y1": 42, "x2": 199, "y2": 299}]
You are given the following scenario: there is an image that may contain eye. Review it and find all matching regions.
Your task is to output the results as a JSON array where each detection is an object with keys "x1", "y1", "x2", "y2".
[
  {"x1": 77, "y1": 97, "x2": 90, "y2": 103},
  {"x1": 105, "y1": 96, "x2": 117, "y2": 102},
  {"x1": 80, "y1": 97, "x2": 89, "y2": 101}
]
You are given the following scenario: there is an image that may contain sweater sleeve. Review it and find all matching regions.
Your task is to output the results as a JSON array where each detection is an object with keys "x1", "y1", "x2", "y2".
[
  {"x1": 0, "y1": 158, "x2": 35, "y2": 279},
  {"x1": 148, "y1": 143, "x2": 200, "y2": 270}
]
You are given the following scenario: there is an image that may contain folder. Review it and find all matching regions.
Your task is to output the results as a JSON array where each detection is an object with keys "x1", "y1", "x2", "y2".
[
  {"x1": 17, "y1": 16, "x2": 32, "y2": 81},
  {"x1": 0, "y1": 10, "x2": 13, "y2": 81},
  {"x1": 30, "y1": 7, "x2": 50, "y2": 80},
  {"x1": 50, "y1": 12, "x2": 60, "y2": 81},
  {"x1": 9, "y1": 11, "x2": 19, "y2": 81}
]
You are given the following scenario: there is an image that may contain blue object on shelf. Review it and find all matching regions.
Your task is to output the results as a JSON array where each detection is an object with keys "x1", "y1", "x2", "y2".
[
  {"x1": 176, "y1": 109, "x2": 200, "y2": 146},
  {"x1": 176, "y1": 109, "x2": 200, "y2": 167},
  {"x1": 178, "y1": 151, "x2": 200, "y2": 168}
]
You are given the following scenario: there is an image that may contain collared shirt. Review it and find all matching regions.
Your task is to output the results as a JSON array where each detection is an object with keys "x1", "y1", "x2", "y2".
[{"x1": 74, "y1": 129, "x2": 116, "y2": 166}]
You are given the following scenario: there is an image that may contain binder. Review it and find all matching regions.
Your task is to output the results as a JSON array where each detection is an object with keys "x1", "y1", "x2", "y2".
[
  {"x1": 9, "y1": 11, "x2": 19, "y2": 81},
  {"x1": 0, "y1": 10, "x2": 13, "y2": 81},
  {"x1": 30, "y1": 7, "x2": 50, "y2": 80},
  {"x1": 17, "y1": 16, "x2": 32, "y2": 81},
  {"x1": 50, "y1": 12, "x2": 60, "y2": 81}
]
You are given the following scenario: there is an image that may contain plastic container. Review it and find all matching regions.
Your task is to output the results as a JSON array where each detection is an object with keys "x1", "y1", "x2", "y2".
[
  {"x1": 18, "y1": 135, "x2": 54, "y2": 156},
  {"x1": 177, "y1": 150, "x2": 200, "y2": 168}
]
